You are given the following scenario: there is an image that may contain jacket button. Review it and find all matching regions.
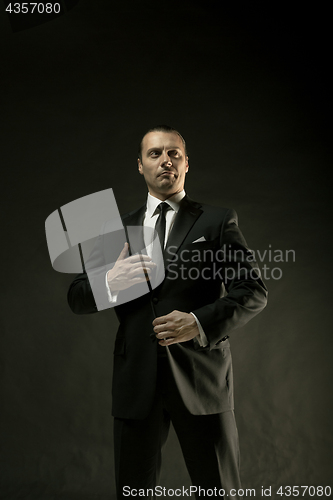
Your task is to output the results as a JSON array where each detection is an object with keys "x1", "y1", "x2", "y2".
[{"x1": 152, "y1": 297, "x2": 159, "y2": 304}]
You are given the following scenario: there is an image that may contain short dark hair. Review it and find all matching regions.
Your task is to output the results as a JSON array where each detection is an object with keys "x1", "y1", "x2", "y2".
[{"x1": 138, "y1": 125, "x2": 188, "y2": 161}]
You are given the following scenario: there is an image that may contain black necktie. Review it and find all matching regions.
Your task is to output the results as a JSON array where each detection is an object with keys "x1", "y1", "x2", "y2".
[
  {"x1": 154, "y1": 202, "x2": 169, "y2": 252},
  {"x1": 152, "y1": 202, "x2": 169, "y2": 345}
]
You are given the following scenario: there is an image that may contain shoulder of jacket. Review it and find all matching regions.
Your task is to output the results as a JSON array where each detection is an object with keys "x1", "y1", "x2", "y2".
[
  {"x1": 121, "y1": 204, "x2": 146, "y2": 221},
  {"x1": 198, "y1": 202, "x2": 236, "y2": 219}
]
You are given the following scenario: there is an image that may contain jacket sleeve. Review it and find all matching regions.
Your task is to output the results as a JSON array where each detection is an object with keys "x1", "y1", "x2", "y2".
[
  {"x1": 67, "y1": 232, "x2": 111, "y2": 314},
  {"x1": 192, "y1": 208, "x2": 268, "y2": 350},
  {"x1": 67, "y1": 272, "x2": 98, "y2": 315}
]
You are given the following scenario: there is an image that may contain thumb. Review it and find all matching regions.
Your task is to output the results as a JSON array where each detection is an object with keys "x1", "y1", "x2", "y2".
[{"x1": 117, "y1": 242, "x2": 129, "y2": 261}]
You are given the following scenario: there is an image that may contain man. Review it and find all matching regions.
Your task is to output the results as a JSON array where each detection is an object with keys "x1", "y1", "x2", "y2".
[{"x1": 68, "y1": 125, "x2": 267, "y2": 499}]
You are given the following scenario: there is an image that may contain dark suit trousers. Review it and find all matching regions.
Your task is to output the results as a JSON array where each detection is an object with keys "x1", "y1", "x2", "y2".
[{"x1": 114, "y1": 356, "x2": 242, "y2": 499}]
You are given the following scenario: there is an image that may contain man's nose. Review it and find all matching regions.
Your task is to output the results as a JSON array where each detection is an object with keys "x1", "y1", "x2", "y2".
[{"x1": 161, "y1": 151, "x2": 172, "y2": 165}]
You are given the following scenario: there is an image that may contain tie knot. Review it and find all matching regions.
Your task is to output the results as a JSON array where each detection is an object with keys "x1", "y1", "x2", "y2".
[{"x1": 157, "y1": 202, "x2": 169, "y2": 215}]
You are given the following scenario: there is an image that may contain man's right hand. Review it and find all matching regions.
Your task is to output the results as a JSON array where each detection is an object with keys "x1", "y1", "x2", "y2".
[{"x1": 106, "y1": 243, "x2": 156, "y2": 292}]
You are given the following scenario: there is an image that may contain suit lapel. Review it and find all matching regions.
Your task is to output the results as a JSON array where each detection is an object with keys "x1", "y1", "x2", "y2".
[
  {"x1": 165, "y1": 195, "x2": 203, "y2": 268},
  {"x1": 122, "y1": 204, "x2": 146, "y2": 226},
  {"x1": 122, "y1": 204, "x2": 146, "y2": 255},
  {"x1": 121, "y1": 196, "x2": 203, "y2": 264}
]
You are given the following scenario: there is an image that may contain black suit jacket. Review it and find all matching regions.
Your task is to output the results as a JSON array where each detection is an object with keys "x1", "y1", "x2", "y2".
[{"x1": 68, "y1": 196, "x2": 267, "y2": 419}]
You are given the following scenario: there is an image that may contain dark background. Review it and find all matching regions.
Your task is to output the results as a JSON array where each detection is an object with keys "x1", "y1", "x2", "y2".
[{"x1": 1, "y1": 1, "x2": 332, "y2": 499}]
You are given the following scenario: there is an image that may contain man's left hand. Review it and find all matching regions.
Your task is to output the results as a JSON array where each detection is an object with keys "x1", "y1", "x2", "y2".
[{"x1": 153, "y1": 310, "x2": 199, "y2": 346}]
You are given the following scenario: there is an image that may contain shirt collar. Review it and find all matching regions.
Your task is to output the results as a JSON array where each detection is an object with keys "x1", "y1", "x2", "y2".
[{"x1": 146, "y1": 190, "x2": 186, "y2": 218}]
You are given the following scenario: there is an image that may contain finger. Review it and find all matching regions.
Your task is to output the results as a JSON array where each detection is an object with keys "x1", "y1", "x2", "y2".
[
  {"x1": 159, "y1": 330, "x2": 187, "y2": 345},
  {"x1": 126, "y1": 254, "x2": 154, "y2": 264},
  {"x1": 117, "y1": 252, "x2": 150, "y2": 265},
  {"x1": 127, "y1": 272, "x2": 150, "y2": 282},
  {"x1": 152, "y1": 315, "x2": 170, "y2": 326},
  {"x1": 128, "y1": 265, "x2": 154, "y2": 277},
  {"x1": 156, "y1": 330, "x2": 175, "y2": 339},
  {"x1": 153, "y1": 309, "x2": 180, "y2": 326},
  {"x1": 158, "y1": 337, "x2": 177, "y2": 346},
  {"x1": 117, "y1": 242, "x2": 129, "y2": 261},
  {"x1": 139, "y1": 261, "x2": 157, "y2": 269},
  {"x1": 122, "y1": 261, "x2": 154, "y2": 275},
  {"x1": 133, "y1": 276, "x2": 149, "y2": 282},
  {"x1": 128, "y1": 276, "x2": 150, "y2": 285},
  {"x1": 154, "y1": 323, "x2": 172, "y2": 334}
]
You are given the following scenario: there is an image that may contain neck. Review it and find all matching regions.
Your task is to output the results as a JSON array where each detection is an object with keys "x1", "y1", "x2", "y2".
[{"x1": 149, "y1": 189, "x2": 183, "y2": 201}]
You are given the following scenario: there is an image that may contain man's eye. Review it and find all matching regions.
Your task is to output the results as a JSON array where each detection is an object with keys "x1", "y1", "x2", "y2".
[
  {"x1": 170, "y1": 151, "x2": 180, "y2": 157},
  {"x1": 150, "y1": 151, "x2": 159, "y2": 156}
]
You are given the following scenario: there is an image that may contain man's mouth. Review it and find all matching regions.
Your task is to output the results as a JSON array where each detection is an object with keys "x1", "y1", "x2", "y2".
[{"x1": 159, "y1": 171, "x2": 176, "y2": 177}]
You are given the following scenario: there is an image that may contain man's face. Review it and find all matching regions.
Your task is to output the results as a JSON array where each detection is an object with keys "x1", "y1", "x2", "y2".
[{"x1": 138, "y1": 131, "x2": 189, "y2": 200}]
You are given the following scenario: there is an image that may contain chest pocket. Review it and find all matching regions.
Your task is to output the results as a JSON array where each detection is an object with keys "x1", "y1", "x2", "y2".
[{"x1": 175, "y1": 240, "x2": 218, "y2": 276}]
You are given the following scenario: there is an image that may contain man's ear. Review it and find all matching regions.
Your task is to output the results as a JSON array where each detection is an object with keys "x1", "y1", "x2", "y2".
[
  {"x1": 137, "y1": 158, "x2": 143, "y2": 175},
  {"x1": 185, "y1": 156, "x2": 189, "y2": 173}
]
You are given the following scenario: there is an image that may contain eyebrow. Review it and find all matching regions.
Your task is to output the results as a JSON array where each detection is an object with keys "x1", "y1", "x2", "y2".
[{"x1": 146, "y1": 147, "x2": 181, "y2": 154}]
